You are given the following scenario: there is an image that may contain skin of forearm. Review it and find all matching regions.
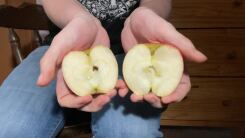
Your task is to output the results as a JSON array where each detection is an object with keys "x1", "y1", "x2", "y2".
[
  {"x1": 42, "y1": 0, "x2": 93, "y2": 28},
  {"x1": 139, "y1": 0, "x2": 172, "y2": 19}
]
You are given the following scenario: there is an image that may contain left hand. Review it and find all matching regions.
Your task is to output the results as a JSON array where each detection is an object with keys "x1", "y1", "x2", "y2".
[
  {"x1": 120, "y1": 7, "x2": 207, "y2": 108},
  {"x1": 37, "y1": 14, "x2": 117, "y2": 112}
]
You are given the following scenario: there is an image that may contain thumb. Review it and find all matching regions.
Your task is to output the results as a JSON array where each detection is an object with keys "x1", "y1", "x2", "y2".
[
  {"x1": 164, "y1": 29, "x2": 207, "y2": 63},
  {"x1": 156, "y1": 20, "x2": 207, "y2": 63},
  {"x1": 37, "y1": 47, "x2": 60, "y2": 86}
]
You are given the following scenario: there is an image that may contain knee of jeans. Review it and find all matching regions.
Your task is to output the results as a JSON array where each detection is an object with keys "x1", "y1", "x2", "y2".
[
  {"x1": 0, "y1": 118, "x2": 64, "y2": 138},
  {"x1": 119, "y1": 127, "x2": 155, "y2": 138},
  {"x1": 0, "y1": 122, "x2": 32, "y2": 137},
  {"x1": 27, "y1": 46, "x2": 49, "y2": 60},
  {"x1": 32, "y1": 45, "x2": 49, "y2": 54}
]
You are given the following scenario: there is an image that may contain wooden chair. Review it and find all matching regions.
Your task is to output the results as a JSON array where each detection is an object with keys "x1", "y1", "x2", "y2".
[
  {"x1": 0, "y1": 2, "x2": 53, "y2": 64},
  {"x1": 0, "y1": 2, "x2": 91, "y2": 137}
]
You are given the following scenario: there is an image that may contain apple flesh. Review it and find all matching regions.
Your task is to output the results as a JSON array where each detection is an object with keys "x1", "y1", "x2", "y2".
[
  {"x1": 62, "y1": 46, "x2": 118, "y2": 96},
  {"x1": 123, "y1": 44, "x2": 183, "y2": 97}
]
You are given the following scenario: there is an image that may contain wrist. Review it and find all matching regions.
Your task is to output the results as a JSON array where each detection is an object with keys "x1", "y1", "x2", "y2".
[
  {"x1": 129, "y1": 7, "x2": 153, "y2": 18},
  {"x1": 125, "y1": 7, "x2": 146, "y2": 26},
  {"x1": 70, "y1": 12, "x2": 103, "y2": 28},
  {"x1": 138, "y1": 0, "x2": 172, "y2": 18},
  {"x1": 134, "y1": 6, "x2": 153, "y2": 12},
  {"x1": 128, "y1": 6, "x2": 170, "y2": 25}
]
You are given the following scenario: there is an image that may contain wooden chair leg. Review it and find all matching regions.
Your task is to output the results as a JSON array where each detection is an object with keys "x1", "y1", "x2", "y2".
[
  {"x1": 33, "y1": 30, "x2": 42, "y2": 47},
  {"x1": 8, "y1": 28, "x2": 23, "y2": 65}
]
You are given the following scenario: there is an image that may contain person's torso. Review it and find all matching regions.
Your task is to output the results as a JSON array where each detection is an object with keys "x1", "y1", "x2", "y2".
[
  {"x1": 80, "y1": 0, "x2": 140, "y2": 54},
  {"x1": 47, "y1": 0, "x2": 140, "y2": 54},
  {"x1": 78, "y1": 0, "x2": 139, "y2": 26}
]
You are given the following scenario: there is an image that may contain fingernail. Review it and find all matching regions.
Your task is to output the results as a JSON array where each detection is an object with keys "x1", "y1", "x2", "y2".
[
  {"x1": 37, "y1": 75, "x2": 42, "y2": 85},
  {"x1": 193, "y1": 49, "x2": 208, "y2": 62},
  {"x1": 198, "y1": 51, "x2": 208, "y2": 60},
  {"x1": 161, "y1": 98, "x2": 169, "y2": 104},
  {"x1": 100, "y1": 97, "x2": 110, "y2": 106},
  {"x1": 152, "y1": 98, "x2": 157, "y2": 103}
]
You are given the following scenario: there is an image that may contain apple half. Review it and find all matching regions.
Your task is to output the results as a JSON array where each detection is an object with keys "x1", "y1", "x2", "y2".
[
  {"x1": 123, "y1": 44, "x2": 183, "y2": 97},
  {"x1": 62, "y1": 46, "x2": 118, "y2": 96}
]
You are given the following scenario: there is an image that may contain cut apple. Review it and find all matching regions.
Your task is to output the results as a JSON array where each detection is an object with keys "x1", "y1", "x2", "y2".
[
  {"x1": 123, "y1": 44, "x2": 183, "y2": 97},
  {"x1": 62, "y1": 46, "x2": 118, "y2": 96}
]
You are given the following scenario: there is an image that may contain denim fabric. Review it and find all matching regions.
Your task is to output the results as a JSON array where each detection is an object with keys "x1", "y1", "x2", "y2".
[
  {"x1": 0, "y1": 47, "x2": 64, "y2": 138},
  {"x1": 0, "y1": 46, "x2": 163, "y2": 138}
]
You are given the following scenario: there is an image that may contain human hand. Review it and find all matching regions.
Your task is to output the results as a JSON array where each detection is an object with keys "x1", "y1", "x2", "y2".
[
  {"x1": 120, "y1": 7, "x2": 207, "y2": 108},
  {"x1": 37, "y1": 14, "x2": 116, "y2": 112}
]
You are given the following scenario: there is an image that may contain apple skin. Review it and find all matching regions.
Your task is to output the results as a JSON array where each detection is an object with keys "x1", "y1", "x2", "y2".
[
  {"x1": 62, "y1": 46, "x2": 118, "y2": 96},
  {"x1": 123, "y1": 44, "x2": 183, "y2": 97}
]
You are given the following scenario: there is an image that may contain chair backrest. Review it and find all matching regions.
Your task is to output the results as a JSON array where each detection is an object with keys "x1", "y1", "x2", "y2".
[
  {"x1": 0, "y1": 2, "x2": 51, "y2": 30},
  {"x1": 0, "y1": 2, "x2": 52, "y2": 65}
]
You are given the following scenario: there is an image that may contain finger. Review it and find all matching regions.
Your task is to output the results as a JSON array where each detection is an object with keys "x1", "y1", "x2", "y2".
[
  {"x1": 155, "y1": 18, "x2": 207, "y2": 63},
  {"x1": 161, "y1": 29, "x2": 207, "y2": 63},
  {"x1": 161, "y1": 73, "x2": 191, "y2": 104},
  {"x1": 121, "y1": 18, "x2": 137, "y2": 52},
  {"x1": 130, "y1": 93, "x2": 144, "y2": 103},
  {"x1": 105, "y1": 89, "x2": 117, "y2": 98},
  {"x1": 37, "y1": 32, "x2": 71, "y2": 86},
  {"x1": 58, "y1": 92, "x2": 93, "y2": 108},
  {"x1": 144, "y1": 93, "x2": 163, "y2": 108},
  {"x1": 56, "y1": 70, "x2": 93, "y2": 108},
  {"x1": 116, "y1": 79, "x2": 129, "y2": 97},
  {"x1": 116, "y1": 79, "x2": 127, "y2": 88},
  {"x1": 81, "y1": 95, "x2": 111, "y2": 112},
  {"x1": 119, "y1": 88, "x2": 129, "y2": 98},
  {"x1": 37, "y1": 45, "x2": 60, "y2": 86}
]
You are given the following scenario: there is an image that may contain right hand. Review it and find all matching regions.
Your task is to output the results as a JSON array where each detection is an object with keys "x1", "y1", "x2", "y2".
[
  {"x1": 36, "y1": 14, "x2": 116, "y2": 112},
  {"x1": 121, "y1": 7, "x2": 207, "y2": 108}
]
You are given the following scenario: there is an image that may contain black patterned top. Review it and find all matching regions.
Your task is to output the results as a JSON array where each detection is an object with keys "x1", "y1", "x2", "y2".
[
  {"x1": 78, "y1": 0, "x2": 139, "y2": 25},
  {"x1": 46, "y1": 0, "x2": 140, "y2": 54}
]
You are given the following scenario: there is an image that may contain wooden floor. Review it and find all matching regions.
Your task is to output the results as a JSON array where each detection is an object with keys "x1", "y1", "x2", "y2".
[{"x1": 59, "y1": 125, "x2": 236, "y2": 138}]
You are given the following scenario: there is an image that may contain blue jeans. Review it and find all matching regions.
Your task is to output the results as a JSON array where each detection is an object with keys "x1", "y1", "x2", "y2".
[{"x1": 0, "y1": 46, "x2": 163, "y2": 138}]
